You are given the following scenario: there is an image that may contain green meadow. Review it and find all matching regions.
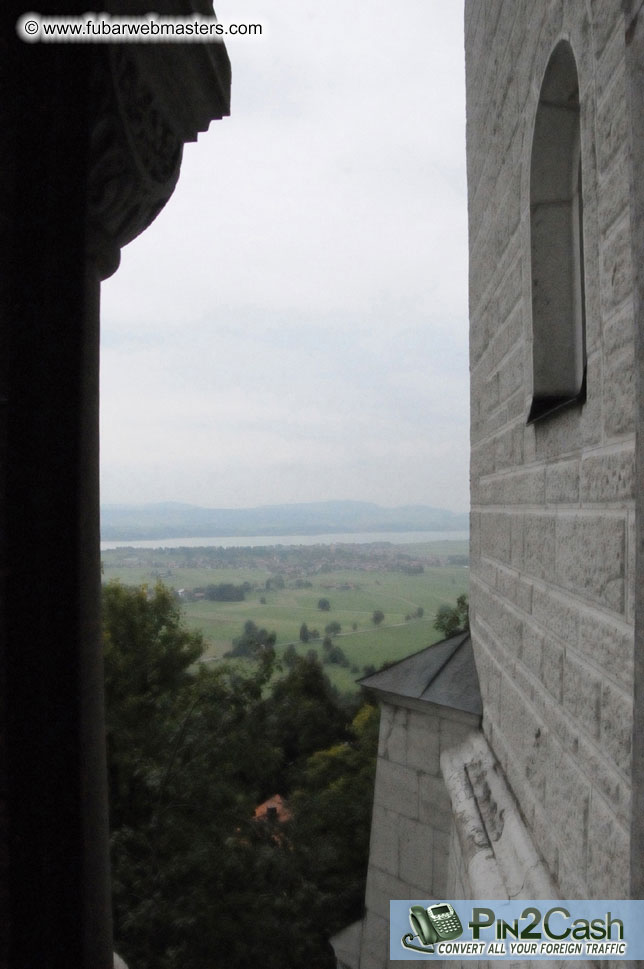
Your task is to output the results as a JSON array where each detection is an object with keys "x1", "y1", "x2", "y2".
[{"x1": 102, "y1": 541, "x2": 468, "y2": 693}]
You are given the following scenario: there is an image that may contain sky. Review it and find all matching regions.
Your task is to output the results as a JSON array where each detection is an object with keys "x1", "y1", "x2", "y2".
[{"x1": 100, "y1": 0, "x2": 469, "y2": 512}]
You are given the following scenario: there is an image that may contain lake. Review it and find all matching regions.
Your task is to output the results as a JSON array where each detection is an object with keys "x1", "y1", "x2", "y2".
[{"x1": 100, "y1": 529, "x2": 469, "y2": 551}]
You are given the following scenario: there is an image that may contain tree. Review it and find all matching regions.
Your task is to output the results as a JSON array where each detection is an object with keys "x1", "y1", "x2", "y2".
[
  {"x1": 261, "y1": 653, "x2": 350, "y2": 789},
  {"x1": 299, "y1": 622, "x2": 310, "y2": 643},
  {"x1": 317, "y1": 597, "x2": 331, "y2": 611},
  {"x1": 372, "y1": 609, "x2": 385, "y2": 625},
  {"x1": 434, "y1": 593, "x2": 469, "y2": 638},
  {"x1": 289, "y1": 704, "x2": 379, "y2": 943},
  {"x1": 325, "y1": 620, "x2": 342, "y2": 636},
  {"x1": 283, "y1": 643, "x2": 298, "y2": 668},
  {"x1": 103, "y1": 582, "x2": 378, "y2": 969},
  {"x1": 104, "y1": 582, "x2": 283, "y2": 969},
  {"x1": 205, "y1": 582, "x2": 246, "y2": 601},
  {"x1": 227, "y1": 619, "x2": 277, "y2": 660}
]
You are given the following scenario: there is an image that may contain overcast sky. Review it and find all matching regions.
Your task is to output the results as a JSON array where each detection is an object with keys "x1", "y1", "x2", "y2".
[{"x1": 100, "y1": 0, "x2": 469, "y2": 512}]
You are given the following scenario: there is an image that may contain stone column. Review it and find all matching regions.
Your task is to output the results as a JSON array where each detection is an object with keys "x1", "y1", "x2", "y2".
[{"x1": 2, "y1": 12, "x2": 230, "y2": 968}]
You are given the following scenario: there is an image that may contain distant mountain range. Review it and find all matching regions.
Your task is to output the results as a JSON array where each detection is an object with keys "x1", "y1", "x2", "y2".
[{"x1": 100, "y1": 500, "x2": 469, "y2": 541}]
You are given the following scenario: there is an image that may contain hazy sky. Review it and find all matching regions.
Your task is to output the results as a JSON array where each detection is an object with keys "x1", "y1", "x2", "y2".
[{"x1": 100, "y1": 0, "x2": 469, "y2": 512}]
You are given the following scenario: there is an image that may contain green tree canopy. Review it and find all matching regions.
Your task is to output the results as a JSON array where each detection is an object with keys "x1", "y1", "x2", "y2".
[
  {"x1": 103, "y1": 582, "x2": 377, "y2": 969},
  {"x1": 434, "y1": 593, "x2": 469, "y2": 638}
]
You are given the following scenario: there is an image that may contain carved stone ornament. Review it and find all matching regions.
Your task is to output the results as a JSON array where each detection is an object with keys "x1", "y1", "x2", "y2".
[{"x1": 87, "y1": 47, "x2": 183, "y2": 279}]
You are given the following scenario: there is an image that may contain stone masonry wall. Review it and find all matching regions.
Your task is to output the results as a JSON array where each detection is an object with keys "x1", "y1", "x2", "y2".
[
  {"x1": 466, "y1": 0, "x2": 635, "y2": 898},
  {"x1": 359, "y1": 698, "x2": 480, "y2": 969}
]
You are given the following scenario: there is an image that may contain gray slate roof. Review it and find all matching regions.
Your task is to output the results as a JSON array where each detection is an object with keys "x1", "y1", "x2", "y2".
[{"x1": 358, "y1": 631, "x2": 482, "y2": 716}]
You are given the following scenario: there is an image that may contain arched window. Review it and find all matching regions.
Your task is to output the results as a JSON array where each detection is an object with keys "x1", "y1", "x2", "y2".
[{"x1": 528, "y1": 41, "x2": 586, "y2": 423}]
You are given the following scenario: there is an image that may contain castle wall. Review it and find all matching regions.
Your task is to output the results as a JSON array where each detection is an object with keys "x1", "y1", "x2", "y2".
[
  {"x1": 357, "y1": 696, "x2": 480, "y2": 969},
  {"x1": 466, "y1": 0, "x2": 635, "y2": 898}
]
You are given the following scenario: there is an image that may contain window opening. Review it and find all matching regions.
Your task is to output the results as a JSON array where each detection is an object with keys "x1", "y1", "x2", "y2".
[{"x1": 528, "y1": 40, "x2": 586, "y2": 423}]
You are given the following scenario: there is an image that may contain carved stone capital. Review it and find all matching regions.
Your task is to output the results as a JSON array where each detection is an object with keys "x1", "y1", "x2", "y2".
[
  {"x1": 87, "y1": 48, "x2": 182, "y2": 278},
  {"x1": 86, "y1": 20, "x2": 230, "y2": 278}
]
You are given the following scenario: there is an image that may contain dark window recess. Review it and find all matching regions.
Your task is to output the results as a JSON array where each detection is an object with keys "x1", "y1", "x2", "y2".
[{"x1": 528, "y1": 40, "x2": 586, "y2": 424}]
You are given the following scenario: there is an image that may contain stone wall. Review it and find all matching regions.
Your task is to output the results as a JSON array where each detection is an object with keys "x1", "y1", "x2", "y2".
[
  {"x1": 358, "y1": 697, "x2": 480, "y2": 969},
  {"x1": 466, "y1": 0, "x2": 635, "y2": 898}
]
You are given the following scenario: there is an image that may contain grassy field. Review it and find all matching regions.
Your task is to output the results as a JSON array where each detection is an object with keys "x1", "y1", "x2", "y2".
[{"x1": 102, "y1": 541, "x2": 468, "y2": 694}]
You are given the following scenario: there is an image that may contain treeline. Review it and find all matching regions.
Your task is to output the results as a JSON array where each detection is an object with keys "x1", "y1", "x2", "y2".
[
  {"x1": 103, "y1": 582, "x2": 378, "y2": 969},
  {"x1": 102, "y1": 540, "x2": 466, "y2": 576}
]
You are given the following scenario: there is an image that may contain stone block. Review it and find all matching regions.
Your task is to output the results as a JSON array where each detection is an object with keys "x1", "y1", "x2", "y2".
[
  {"x1": 597, "y1": 68, "x2": 628, "y2": 173},
  {"x1": 471, "y1": 440, "x2": 496, "y2": 480},
  {"x1": 577, "y1": 728, "x2": 631, "y2": 828},
  {"x1": 418, "y1": 773, "x2": 452, "y2": 832},
  {"x1": 359, "y1": 909, "x2": 389, "y2": 969},
  {"x1": 603, "y1": 345, "x2": 636, "y2": 438},
  {"x1": 470, "y1": 511, "x2": 481, "y2": 565},
  {"x1": 473, "y1": 635, "x2": 502, "y2": 716},
  {"x1": 509, "y1": 655, "x2": 536, "y2": 707},
  {"x1": 592, "y1": 0, "x2": 623, "y2": 67},
  {"x1": 510, "y1": 513, "x2": 524, "y2": 569},
  {"x1": 563, "y1": 650, "x2": 601, "y2": 740},
  {"x1": 521, "y1": 710, "x2": 550, "y2": 803},
  {"x1": 600, "y1": 215, "x2": 633, "y2": 321},
  {"x1": 531, "y1": 799, "x2": 560, "y2": 883},
  {"x1": 485, "y1": 595, "x2": 523, "y2": 655},
  {"x1": 379, "y1": 706, "x2": 408, "y2": 765},
  {"x1": 531, "y1": 674, "x2": 578, "y2": 753},
  {"x1": 587, "y1": 795, "x2": 629, "y2": 898},
  {"x1": 377, "y1": 705, "x2": 394, "y2": 758},
  {"x1": 494, "y1": 422, "x2": 524, "y2": 472},
  {"x1": 521, "y1": 622, "x2": 544, "y2": 678},
  {"x1": 555, "y1": 515, "x2": 625, "y2": 612},
  {"x1": 496, "y1": 566, "x2": 533, "y2": 613},
  {"x1": 541, "y1": 637, "x2": 564, "y2": 703},
  {"x1": 374, "y1": 760, "x2": 418, "y2": 820},
  {"x1": 534, "y1": 404, "x2": 582, "y2": 463},
  {"x1": 440, "y1": 716, "x2": 479, "y2": 756},
  {"x1": 524, "y1": 514, "x2": 556, "y2": 581},
  {"x1": 545, "y1": 459, "x2": 579, "y2": 503},
  {"x1": 406, "y1": 710, "x2": 441, "y2": 775},
  {"x1": 580, "y1": 349, "x2": 604, "y2": 449},
  {"x1": 557, "y1": 849, "x2": 589, "y2": 899},
  {"x1": 598, "y1": 146, "x2": 630, "y2": 238},
  {"x1": 432, "y1": 828, "x2": 451, "y2": 897},
  {"x1": 398, "y1": 816, "x2": 434, "y2": 891},
  {"x1": 496, "y1": 565, "x2": 517, "y2": 604},
  {"x1": 600, "y1": 680, "x2": 632, "y2": 775},
  {"x1": 369, "y1": 804, "x2": 400, "y2": 877},
  {"x1": 478, "y1": 557, "x2": 498, "y2": 591},
  {"x1": 491, "y1": 303, "x2": 523, "y2": 375},
  {"x1": 365, "y1": 867, "x2": 418, "y2": 923},
  {"x1": 480, "y1": 511, "x2": 512, "y2": 563},
  {"x1": 498, "y1": 345, "x2": 524, "y2": 404},
  {"x1": 544, "y1": 741, "x2": 590, "y2": 872},
  {"x1": 603, "y1": 306, "x2": 633, "y2": 356},
  {"x1": 578, "y1": 611, "x2": 633, "y2": 686},
  {"x1": 480, "y1": 372, "x2": 500, "y2": 416},
  {"x1": 506, "y1": 467, "x2": 546, "y2": 505},
  {"x1": 580, "y1": 448, "x2": 635, "y2": 504},
  {"x1": 627, "y1": 511, "x2": 635, "y2": 624}
]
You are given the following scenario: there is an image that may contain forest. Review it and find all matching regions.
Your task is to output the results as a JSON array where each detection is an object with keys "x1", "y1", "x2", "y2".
[{"x1": 104, "y1": 581, "x2": 379, "y2": 969}]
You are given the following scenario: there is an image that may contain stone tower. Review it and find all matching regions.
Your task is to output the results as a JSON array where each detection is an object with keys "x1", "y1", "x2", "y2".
[{"x1": 338, "y1": 3, "x2": 644, "y2": 966}]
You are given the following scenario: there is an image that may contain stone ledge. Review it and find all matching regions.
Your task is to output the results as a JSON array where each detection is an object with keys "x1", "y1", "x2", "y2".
[{"x1": 441, "y1": 731, "x2": 557, "y2": 900}]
